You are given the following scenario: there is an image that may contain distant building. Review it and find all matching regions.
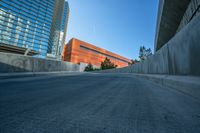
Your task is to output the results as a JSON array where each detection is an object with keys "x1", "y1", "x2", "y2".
[
  {"x1": 62, "y1": 38, "x2": 131, "y2": 68},
  {"x1": 0, "y1": 0, "x2": 69, "y2": 58},
  {"x1": 155, "y1": 0, "x2": 200, "y2": 51}
]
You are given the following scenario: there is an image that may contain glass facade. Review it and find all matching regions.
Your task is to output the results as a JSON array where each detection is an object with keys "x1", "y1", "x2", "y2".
[
  {"x1": 47, "y1": 0, "x2": 64, "y2": 57},
  {"x1": 58, "y1": 1, "x2": 69, "y2": 59},
  {"x1": 47, "y1": 0, "x2": 69, "y2": 59},
  {"x1": 0, "y1": 0, "x2": 55, "y2": 57},
  {"x1": 0, "y1": 0, "x2": 69, "y2": 58}
]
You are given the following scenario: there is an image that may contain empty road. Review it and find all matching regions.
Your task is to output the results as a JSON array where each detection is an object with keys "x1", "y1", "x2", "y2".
[{"x1": 0, "y1": 73, "x2": 200, "y2": 133}]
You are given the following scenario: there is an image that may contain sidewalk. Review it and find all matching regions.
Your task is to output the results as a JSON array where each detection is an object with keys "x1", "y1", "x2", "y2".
[
  {"x1": 133, "y1": 74, "x2": 200, "y2": 101},
  {"x1": 0, "y1": 71, "x2": 84, "y2": 80}
]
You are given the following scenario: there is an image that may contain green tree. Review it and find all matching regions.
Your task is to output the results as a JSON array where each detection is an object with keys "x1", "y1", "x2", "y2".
[
  {"x1": 139, "y1": 46, "x2": 152, "y2": 61},
  {"x1": 134, "y1": 59, "x2": 140, "y2": 63},
  {"x1": 128, "y1": 59, "x2": 140, "y2": 65},
  {"x1": 101, "y1": 57, "x2": 117, "y2": 70},
  {"x1": 128, "y1": 59, "x2": 135, "y2": 65},
  {"x1": 84, "y1": 63, "x2": 94, "y2": 72}
]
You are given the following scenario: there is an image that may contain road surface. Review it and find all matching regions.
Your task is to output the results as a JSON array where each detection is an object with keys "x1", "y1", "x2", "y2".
[{"x1": 0, "y1": 73, "x2": 200, "y2": 133}]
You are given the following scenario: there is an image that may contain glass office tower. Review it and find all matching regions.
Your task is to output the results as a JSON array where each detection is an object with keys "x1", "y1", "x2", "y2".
[
  {"x1": 58, "y1": 1, "x2": 69, "y2": 59},
  {"x1": 47, "y1": 0, "x2": 69, "y2": 59},
  {"x1": 0, "y1": 0, "x2": 69, "y2": 58}
]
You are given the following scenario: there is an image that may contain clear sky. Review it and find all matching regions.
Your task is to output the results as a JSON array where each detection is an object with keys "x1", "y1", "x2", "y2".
[{"x1": 66, "y1": 0, "x2": 159, "y2": 59}]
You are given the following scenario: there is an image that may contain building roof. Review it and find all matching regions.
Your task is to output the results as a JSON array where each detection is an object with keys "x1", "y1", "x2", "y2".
[{"x1": 154, "y1": 0, "x2": 191, "y2": 51}]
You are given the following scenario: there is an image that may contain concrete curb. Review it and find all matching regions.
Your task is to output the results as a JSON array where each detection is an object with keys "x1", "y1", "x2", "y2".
[
  {"x1": 0, "y1": 71, "x2": 83, "y2": 80},
  {"x1": 134, "y1": 74, "x2": 200, "y2": 101}
]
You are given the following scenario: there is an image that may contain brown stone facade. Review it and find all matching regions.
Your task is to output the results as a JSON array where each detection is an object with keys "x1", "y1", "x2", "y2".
[{"x1": 62, "y1": 38, "x2": 131, "y2": 68}]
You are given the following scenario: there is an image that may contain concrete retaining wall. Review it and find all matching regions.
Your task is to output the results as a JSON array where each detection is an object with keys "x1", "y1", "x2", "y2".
[
  {"x1": 98, "y1": 13, "x2": 200, "y2": 76},
  {"x1": 0, "y1": 52, "x2": 83, "y2": 73}
]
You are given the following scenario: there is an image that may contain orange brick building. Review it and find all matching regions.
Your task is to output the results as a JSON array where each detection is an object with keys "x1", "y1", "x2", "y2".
[{"x1": 62, "y1": 38, "x2": 131, "y2": 68}]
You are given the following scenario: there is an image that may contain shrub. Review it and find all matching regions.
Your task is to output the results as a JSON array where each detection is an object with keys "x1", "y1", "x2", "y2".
[
  {"x1": 101, "y1": 57, "x2": 117, "y2": 70},
  {"x1": 84, "y1": 63, "x2": 94, "y2": 72}
]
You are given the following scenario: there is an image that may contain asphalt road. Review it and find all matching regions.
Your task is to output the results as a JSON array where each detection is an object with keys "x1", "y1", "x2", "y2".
[{"x1": 0, "y1": 73, "x2": 200, "y2": 133}]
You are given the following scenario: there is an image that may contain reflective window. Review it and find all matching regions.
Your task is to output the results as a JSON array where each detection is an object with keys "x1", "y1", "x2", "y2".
[{"x1": 0, "y1": 0, "x2": 55, "y2": 57}]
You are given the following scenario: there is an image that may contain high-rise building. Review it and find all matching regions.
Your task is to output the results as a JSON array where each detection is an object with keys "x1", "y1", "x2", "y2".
[
  {"x1": 47, "y1": 0, "x2": 69, "y2": 59},
  {"x1": 0, "y1": 0, "x2": 69, "y2": 58},
  {"x1": 58, "y1": 1, "x2": 70, "y2": 59}
]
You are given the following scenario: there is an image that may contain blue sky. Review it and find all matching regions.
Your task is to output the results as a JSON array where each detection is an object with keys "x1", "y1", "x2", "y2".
[{"x1": 66, "y1": 0, "x2": 159, "y2": 59}]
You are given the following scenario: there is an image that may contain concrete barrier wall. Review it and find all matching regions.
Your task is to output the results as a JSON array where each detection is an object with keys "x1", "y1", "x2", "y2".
[
  {"x1": 0, "y1": 52, "x2": 83, "y2": 73},
  {"x1": 98, "y1": 13, "x2": 200, "y2": 76}
]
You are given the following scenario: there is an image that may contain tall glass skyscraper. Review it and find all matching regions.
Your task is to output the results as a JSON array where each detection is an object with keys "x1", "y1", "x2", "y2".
[
  {"x1": 0, "y1": 0, "x2": 69, "y2": 58},
  {"x1": 58, "y1": 1, "x2": 70, "y2": 59},
  {"x1": 47, "y1": 0, "x2": 69, "y2": 59}
]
